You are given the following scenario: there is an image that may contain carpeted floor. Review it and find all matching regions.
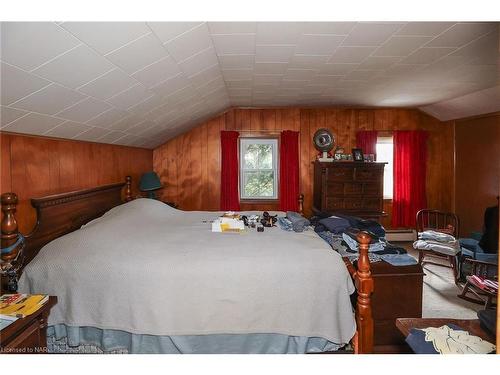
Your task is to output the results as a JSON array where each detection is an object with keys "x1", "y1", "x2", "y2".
[{"x1": 398, "y1": 242, "x2": 481, "y2": 319}]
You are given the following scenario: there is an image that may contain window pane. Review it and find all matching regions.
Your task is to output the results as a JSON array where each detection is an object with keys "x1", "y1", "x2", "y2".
[
  {"x1": 243, "y1": 171, "x2": 274, "y2": 197},
  {"x1": 376, "y1": 140, "x2": 393, "y2": 199},
  {"x1": 243, "y1": 143, "x2": 273, "y2": 170}
]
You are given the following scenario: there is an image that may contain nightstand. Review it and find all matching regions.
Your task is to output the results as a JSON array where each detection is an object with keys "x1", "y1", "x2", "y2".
[{"x1": 0, "y1": 296, "x2": 57, "y2": 354}]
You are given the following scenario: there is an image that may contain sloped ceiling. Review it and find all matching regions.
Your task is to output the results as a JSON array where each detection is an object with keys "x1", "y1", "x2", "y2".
[{"x1": 1, "y1": 22, "x2": 498, "y2": 149}]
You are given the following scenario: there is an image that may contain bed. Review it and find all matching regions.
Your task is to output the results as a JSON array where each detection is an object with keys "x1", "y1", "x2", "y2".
[{"x1": 0, "y1": 177, "x2": 374, "y2": 354}]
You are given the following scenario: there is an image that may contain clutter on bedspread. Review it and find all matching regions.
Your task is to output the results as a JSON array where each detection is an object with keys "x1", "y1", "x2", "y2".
[
  {"x1": 276, "y1": 212, "x2": 310, "y2": 232},
  {"x1": 312, "y1": 211, "x2": 415, "y2": 266},
  {"x1": 413, "y1": 230, "x2": 461, "y2": 256}
]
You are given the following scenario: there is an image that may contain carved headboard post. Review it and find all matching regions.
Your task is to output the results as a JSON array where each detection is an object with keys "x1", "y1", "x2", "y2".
[
  {"x1": 124, "y1": 176, "x2": 133, "y2": 202},
  {"x1": 298, "y1": 194, "x2": 304, "y2": 215},
  {"x1": 354, "y1": 231, "x2": 374, "y2": 354},
  {"x1": 1, "y1": 193, "x2": 21, "y2": 261}
]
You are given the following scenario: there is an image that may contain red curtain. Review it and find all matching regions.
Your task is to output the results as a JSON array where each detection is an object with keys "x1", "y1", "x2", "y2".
[
  {"x1": 392, "y1": 130, "x2": 428, "y2": 228},
  {"x1": 220, "y1": 131, "x2": 240, "y2": 211},
  {"x1": 279, "y1": 130, "x2": 300, "y2": 212},
  {"x1": 356, "y1": 130, "x2": 378, "y2": 157}
]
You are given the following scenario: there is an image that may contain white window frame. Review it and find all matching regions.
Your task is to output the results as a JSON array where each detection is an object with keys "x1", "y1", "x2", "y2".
[
  {"x1": 376, "y1": 136, "x2": 394, "y2": 200},
  {"x1": 239, "y1": 138, "x2": 279, "y2": 200}
]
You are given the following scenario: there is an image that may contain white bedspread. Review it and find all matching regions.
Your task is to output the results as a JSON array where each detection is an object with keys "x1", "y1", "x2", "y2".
[{"x1": 18, "y1": 199, "x2": 356, "y2": 344}]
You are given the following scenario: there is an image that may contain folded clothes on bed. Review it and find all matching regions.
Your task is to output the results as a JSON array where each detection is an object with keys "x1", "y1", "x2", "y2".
[
  {"x1": 277, "y1": 217, "x2": 293, "y2": 231},
  {"x1": 311, "y1": 212, "x2": 385, "y2": 238},
  {"x1": 285, "y1": 211, "x2": 310, "y2": 232},
  {"x1": 314, "y1": 216, "x2": 350, "y2": 234},
  {"x1": 342, "y1": 233, "x2": 385, "y2": 252}
]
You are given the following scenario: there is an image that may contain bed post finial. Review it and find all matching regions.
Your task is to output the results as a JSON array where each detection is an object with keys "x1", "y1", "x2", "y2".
[
  {"x1": 124, "y1": 176, "x2": 133, "y2": 202},
  {"x1": 355, "y1": 231, "x2": 374, "y2": 354},
  {"x1": 1, "y1": 193, "x2": 20, "y2": 260},
  {"x1": 298, "y1": 193, "x2": 304, "y2": 215}
]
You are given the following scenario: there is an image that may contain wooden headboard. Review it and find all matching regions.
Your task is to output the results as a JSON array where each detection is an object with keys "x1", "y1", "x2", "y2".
[{"x1": 1, "y1": 176, "x2": 132, "y2": 290}]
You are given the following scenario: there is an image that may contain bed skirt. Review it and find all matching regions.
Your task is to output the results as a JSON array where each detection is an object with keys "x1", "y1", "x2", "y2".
[{"x1": 47, "y1": 324, "x2": 344, "y2": 354}]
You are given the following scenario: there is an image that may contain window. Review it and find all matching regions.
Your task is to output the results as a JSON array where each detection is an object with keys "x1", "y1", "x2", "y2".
[
  {"x1": 239, "y1": 138, "x2": 278, "y2": 200},
  {"x1": 376, "y1": 136, "x2": 394, "y2": 199}
]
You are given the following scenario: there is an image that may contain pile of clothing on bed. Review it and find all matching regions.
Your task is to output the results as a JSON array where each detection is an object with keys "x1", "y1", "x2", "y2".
[{"x1": 311, "y1": 212, "x2": 417, "y2": 266}]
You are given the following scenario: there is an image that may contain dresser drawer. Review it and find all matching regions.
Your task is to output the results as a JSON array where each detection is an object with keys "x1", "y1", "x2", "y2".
[
  {"x1": 355, "y1": 167, "x2": 380, "y2": 181},
  {"x1": 326, "y1": 167, "x2": 353, "y2": 181},
  {"x1": 325, "y1": 197, "x2": 344, "y2": 210},
  {"x1": 344, "y1": 182, "x2": 363, "y2": 195},
  {"x1": 326, "y1": 182, "x2": 344, "y2": 195},
  {"x1": 344, "y1": 198, "x2": 363, "y2": 210},
  {"x1": 363, "y1": 197, "x2": 382, "y2": 210},
  {"x1": 363, "y1": 183, "x2": 382, "y2": 196}
]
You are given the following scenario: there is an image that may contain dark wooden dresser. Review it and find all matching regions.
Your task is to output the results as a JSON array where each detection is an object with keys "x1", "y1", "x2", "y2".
[
  {"x1": 0, "y1": 296, "x2": 57, "y2": 354},
  {"x1": 313, "y1": 161, "x2": 386, "y2": 221}
]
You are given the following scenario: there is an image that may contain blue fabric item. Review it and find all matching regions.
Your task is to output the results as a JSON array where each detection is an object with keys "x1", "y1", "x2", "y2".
[
  {"x1": 1, "y1": 233, "x2": 24, "y2": 255},
  {"x1": 277, "y1": 217, "x2": 293, "y2": 231},
  {"x1": 316, "y1": 216, "x2": 350, "y2": 234},
  {"x1": 286, "y1": 211, "x2": 310, "y2": 232},
  {"x1": 459, "y1": 238, "x2": 498, "y2": 264},
  {"x1": 380, "y1": 254, "x2": 418, "y2": 266},
  {"x1": 47, "y1": 325, "x2": 344, "y2": 354}
]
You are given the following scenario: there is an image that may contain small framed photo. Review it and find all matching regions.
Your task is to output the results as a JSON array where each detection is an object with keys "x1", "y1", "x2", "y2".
[{"x1": 352, "y1": 148, "x2": 364, "y2": 162}]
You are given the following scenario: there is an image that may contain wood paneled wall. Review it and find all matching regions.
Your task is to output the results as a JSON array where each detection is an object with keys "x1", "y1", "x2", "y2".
[
  {"x1": 0, "y1": 132, "x2": 153, "y2": 233},
  {"x1": 455, "y1": 112, "x2": 500, "y2": 236},
  {"x1": 153, "y1": 107, "x2": 455, "y2": 228}
]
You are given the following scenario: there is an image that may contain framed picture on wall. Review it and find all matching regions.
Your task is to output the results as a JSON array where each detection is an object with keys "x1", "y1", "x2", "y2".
[{"x1": 352, "y1": 148, "x2": 364, "y2": 162}]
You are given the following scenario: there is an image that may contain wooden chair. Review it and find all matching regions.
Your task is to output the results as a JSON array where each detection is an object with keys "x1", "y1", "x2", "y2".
[
  {"x1": 415, "y1": 209, "x2": 460, "y2": 284},
  {"x1": 458, "y1": 258, "x2": 497, "y2": 309}
]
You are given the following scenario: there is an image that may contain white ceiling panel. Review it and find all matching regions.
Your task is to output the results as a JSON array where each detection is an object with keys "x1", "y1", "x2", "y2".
[
  {"x1": 55, "y1": 96, "x2": 111, "y2": 122},
  {"x1": 2, "y1": 112, "x2": 64, "y2": 133},
  {"x1": 105, "y1": 33, "x2": 168, "y2": 74},
  {"x1": 44, "y1": 120, "x2": 92, "y2": 138},
  {"x1": 60, "y1": 22, "x2": 150, "y2": 54},
  {"x1": 1, "y1": 22, "x2": 80, "y2": 71},
  {"x1": 10, "y1": 83, "x2": 86, "y2": 115},
  {"x1": 32, "y1": 44, "x2": 115, "y2": 89},
  {"x1": 1, "y1": 62, "x2": 51, "y2": 105},
  {"x1": 0, "y1": 21, "x2": 498, "y2": 148}
]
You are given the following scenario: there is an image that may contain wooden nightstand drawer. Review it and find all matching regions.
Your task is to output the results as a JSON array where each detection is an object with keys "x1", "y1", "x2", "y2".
[{"x1": 6, "y1": 320, "x2": 41, "y2": 350}]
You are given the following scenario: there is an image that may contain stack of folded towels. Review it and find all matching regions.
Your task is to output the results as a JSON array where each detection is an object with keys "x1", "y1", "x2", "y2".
[
  {"x1": 277, "y1": 212, "x2": 311, "y2": 233},
  {"x1": 413, "y1": 230, "x2": 460, "y2": 255}
]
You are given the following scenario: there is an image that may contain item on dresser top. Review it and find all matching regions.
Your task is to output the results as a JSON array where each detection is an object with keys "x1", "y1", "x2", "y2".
[
  {"x1": 285, "y1": 211, "x2": 310, "y2": 232},
  {"x1": 405, "y1": 324, "x2": 496, "y2": 354},
  {"x1": 1, "y1": 293, "x2": 49, "y2": 318}
]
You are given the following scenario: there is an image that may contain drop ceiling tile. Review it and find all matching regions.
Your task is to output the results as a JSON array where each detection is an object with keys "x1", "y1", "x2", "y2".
[
  {"x1": 256, "y1": 22, "x2": 302, "y2": 45},
  {"x1": 187, "y1": 65, "x2": 222, "y2": 87},
  {"x1": 131, "y1": 56, "x2": 181, "y2": 88},
  {"x1": 1, "y1": 62, "x2": 51, "y2": 105},
  {"x1": 208, "y1": 22, "x2": 257, "y2": 34},
  {"x1": 342, "y1": 23, "x2": 404, "y2": 46},
  {"x1": 1, "y1": 106, "x2": 28, "y2": 127},
  {"x1": 97, "y1": 130, "x2": 126, "y2": 143},
  {"x1": 254, "y1": 62, "x2": 289, "y2": 75},
  {"x1": 227, "y1": 88, "x2": 252, "y2": 97},
  {"x1": 280, "y1": 80, "x2": 308, "y2": 89},
  {"x1": 198, "y1": 78, "x2": 226, "y2": 95},
  {"x1": 126, "y1": 120, "x2": 157, "y2": 135},
  {"x1": 108, "y1": 114, "x2": 143, "y2": 131},
  {"x1": 218, "y1": 54, "x2": 255, "y2": 69},
  {"x1": 150, "y1": 74, "x2": 193, "y2": 98},
  {"x1": 253, "y1": 74, "x2": 283, "y2": 85},
  {"x1": 212, "y1": 34, "x2": 256, "y2": 55},
  {"x1": 105, "y1": 33, "x2": 168, "y2": 74},
  {"x1": 55, "y1": 96, "x2": 111, "y2": 122},
  {"x1": 225, "y1": 79, "x2": 252, "y2": 88},
  {"x1": 308, "y1": 75, "x2": 343, "y2": 85},
  {"x1": 61, "y1": 22, "x2": 150, "y2": 54},
  {"x1": 113, "y1": 134, "x2": 140, "y2": 146},
  {"x1": 107, "y1": 84, "x2": 153, "y2": 110},
  {"x1": 425, "y1": 23, "x2": 496, "y2": 48},
  {"x1": 255, "y1": 45, "x2": 296, "y2": 63},
  {"x1": 165, "y1": 24, "x2": 212, "y2": 62},
  {"x1": 295, "y1": 35, "x2": 344, "y2": 55},
  {"x1": 32, "y1": 45, "x2": 115, "y2": 89},
  {"x1": 73, "y1": 126, "x2": 111, "y2": 142},
  {"x1": 399, "y1": 47, "x2": 456, "y2": 64},
  {"x1": 127, "y1": 94, "x2": 165, "y2": 116},
  {"x1": 283, "y1": 69, "x2": 318, "y2": 80},
  {"x1": 147, "y1": 22, "x2": 203, "y2": 43},
  {"x1": 10, "y1": 83, "x2": 86, "y2": 115},
  {"x1": 77, "y1": 68, "x2": 138, "y2": 100},
  {"x1": 319, "y1": 63, "x2": 358, "y2": 75},
  {"x1": 2, "y1": 112, "x2": 64, "y2": 133},
  {"x1": 44, "y1": 120, "x2": 92, "y2": 138},
  {"x1": 301, "y1": 22, "x2": 357, "y2": 35},
  {"x1": 179, "y1": 47, "x2": 219, "y2": 76},
  {"x1": 86, "y1": 108, "x2": 129, "y2": 127},
  {"x1": 450, "y1": 31, "x2": 497, "y2": 59},
  {"x1": 385, "y1": 64, "x2": 423, "y2": 76},
  {"x1": 1, "y1": 22, "x2": 81, "y2": 71},
  {"x1": 288, "y1": 55, "x2": 329, "y2": 69},
  {"x1": 329, "y1": 46, "x2": 377, "y2": 63},
  {"x1": 396, "y1": 22, "x2": 455, "y2": 36},
  {"x1": 373, "y1": 36, "x2": 433, "y2": 57},
  {"x1": 358, "y1": 56, "x2": 403, "y2": 70},
  {"x1": 222, "y1": 69, "x2": 254, "y2": 80},
  {"x1": 344, "y1": 70, "x2": 382, "y2": 80}
]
